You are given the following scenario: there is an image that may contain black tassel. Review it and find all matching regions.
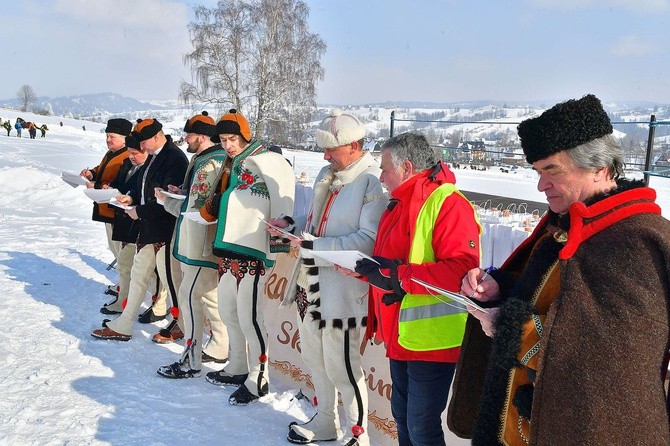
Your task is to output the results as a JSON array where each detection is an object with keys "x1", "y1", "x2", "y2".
[
  {"x1": 307, "y1": 266, "x2": 319, "y2": 276},
  {"x1": 332, "y1": 319, "x2": 343, "y2": 329}
]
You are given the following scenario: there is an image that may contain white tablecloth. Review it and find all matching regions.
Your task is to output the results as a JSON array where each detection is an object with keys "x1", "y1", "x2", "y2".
[{"x1": 479, "y1": 218, "x2": 536, "y2": 268}]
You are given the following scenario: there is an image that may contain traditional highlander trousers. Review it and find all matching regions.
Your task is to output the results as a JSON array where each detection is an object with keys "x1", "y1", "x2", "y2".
[
  {"x1": 92, "y1": 119, "x2": 188, "y2": 341},
  {"x1": 283, "y1": 111, "x2": 387, "y2": 446},
  {"x1": 100, "y1": 134, "x2": 163, "y2": 316},
  {"x1": 200, "y1": 110, "x2": 295, "y2": 405},
  {"x1": 157, "y1": 112, "x2": 230, "y2": 378},
  {"x1": 88, "y1": 118, "x2": 132, "y2": 296}
]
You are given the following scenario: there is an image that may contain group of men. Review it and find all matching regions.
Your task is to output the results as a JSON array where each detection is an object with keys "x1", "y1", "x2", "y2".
[
  {"x1": 79, "y1": 94, "x2": 669, "y2": 446},
  {"x1": 85, "y1": 109, "x2": 295, "y2": 409}
]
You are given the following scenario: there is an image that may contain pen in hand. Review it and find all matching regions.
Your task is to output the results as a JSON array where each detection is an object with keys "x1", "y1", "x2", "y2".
[{"x1": 468, "y1": 266, "x2": 494, "y2": 298}]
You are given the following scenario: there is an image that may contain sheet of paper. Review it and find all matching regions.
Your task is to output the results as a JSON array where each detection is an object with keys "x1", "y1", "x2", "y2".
[
  {"x1": 163, "y1": 191, "x2": 187, "y2": 200},
  {"x1": 410, "y1": 277, "x2": 489, "y2": 313},
  {"x1": 61, "y1": 171, "x2": 89, "y2": 187},
  {"x1": 310, "y1": 250, "x2": 377, "y2": 272},
  {"x1": 258, "y1": 217, "x2": 301, "y2": 241},
  {"x1": 108, "y1": 198, "x2": 134, "y2": 210},
  {"x1": 83, "y1": 188, "x2": 121, "y2": 203},
  {"x1": 181, "y1": 211, "x2": 217, "y2": 225}
]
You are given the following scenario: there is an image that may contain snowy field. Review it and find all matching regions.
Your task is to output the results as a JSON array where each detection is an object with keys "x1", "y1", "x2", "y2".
[{"x1": 0, "y1": 109, "x2": 667, "y2": 445}]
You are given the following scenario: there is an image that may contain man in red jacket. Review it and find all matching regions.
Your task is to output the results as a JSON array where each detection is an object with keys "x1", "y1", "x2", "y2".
[{"x1": 355, "y1": 132, "x2": 480, "y2": 446}]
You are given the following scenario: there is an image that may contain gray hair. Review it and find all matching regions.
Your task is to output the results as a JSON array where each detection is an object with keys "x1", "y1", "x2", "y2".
[
  {"x1": 566, "y1": 134, "x2": 625, "y2": 180},
  {"x1": 381, "y1": 132, "x2": 440, "y2": 171}
]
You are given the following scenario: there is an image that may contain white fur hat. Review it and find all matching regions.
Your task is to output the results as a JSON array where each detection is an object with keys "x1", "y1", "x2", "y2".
[{"x1": 315, "y1": 109, "x2": 366, "y2": 149}]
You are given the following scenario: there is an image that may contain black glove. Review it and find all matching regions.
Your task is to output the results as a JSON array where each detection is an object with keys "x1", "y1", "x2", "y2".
[{"x1": 355, "y1": 256, "x2": 406, "y2": 305}]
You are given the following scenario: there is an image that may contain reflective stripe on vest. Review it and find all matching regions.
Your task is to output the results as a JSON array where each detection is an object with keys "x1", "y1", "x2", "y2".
[{"x1": 397, "y1": 183, "x2": 480, "y2": 351}]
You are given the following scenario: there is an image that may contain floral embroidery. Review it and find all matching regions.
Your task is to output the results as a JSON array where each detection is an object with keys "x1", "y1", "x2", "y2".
[
  {"x1": 219, "y1": 258, "x2": 266, "y2": 287},
  {"x1": 235, "y1": 163, "x2": 270, "y2": 199},
  {"x1": 189, "y1": 164, "x2": 214, "y2": 209}
]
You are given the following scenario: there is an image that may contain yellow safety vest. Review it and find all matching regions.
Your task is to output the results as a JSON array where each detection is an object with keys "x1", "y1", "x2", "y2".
[{"x1": 397, "y1": 183, "x2": 480, "y2": 351}]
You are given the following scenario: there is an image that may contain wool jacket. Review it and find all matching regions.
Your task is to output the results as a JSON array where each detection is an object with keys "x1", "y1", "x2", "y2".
[
  {"x1": 364, "y1": 162, "x2": 481, "y2": 362},
  {"x1": 211, "y1": 141, "x2": 295, "y2": 265},
  {"x1": 448, "y1": 179, "x2": 670, "y2": 446},
  {"x1": 288, "y1": 152, "x2": 388, "y2": 325},
  {"x1": 169, "y1": 145, "x2": 227, "y2": 269},
  {"x1": 90, "y1": 148, "x2": 128, "y2": 223},
  {"x1": 130, "y1": 136, "x2": 189, "y2": 245},
  {"x1": 108, "y1": 158, "x2": 143, "y2": 244}
]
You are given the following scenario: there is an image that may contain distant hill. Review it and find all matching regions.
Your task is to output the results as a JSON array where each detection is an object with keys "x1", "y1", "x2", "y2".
[{"x1": 0, "y1": 92, "x2": 167, "y2": 118}]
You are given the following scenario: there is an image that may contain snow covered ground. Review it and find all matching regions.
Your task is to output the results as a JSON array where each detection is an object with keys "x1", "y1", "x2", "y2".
[{"x1": 0, "y1": 109, "x2": 667, "y2": 445}]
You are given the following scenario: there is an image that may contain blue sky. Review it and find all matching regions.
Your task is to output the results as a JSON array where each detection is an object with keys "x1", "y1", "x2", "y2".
[{"x1": 2, "y1": 0, "x2": 670, "y2": 105}]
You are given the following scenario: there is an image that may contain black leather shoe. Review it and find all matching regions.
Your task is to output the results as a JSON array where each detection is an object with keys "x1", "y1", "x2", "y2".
[
  {"x1": 202, "y1": 352, "x2": 228, "y2": 364},
  {"x1": 100, "y1": 306, "x2": 121, "y2": 315},
  {"x1": 137, "y1": 307, "x2": 166, "y2": 324}
]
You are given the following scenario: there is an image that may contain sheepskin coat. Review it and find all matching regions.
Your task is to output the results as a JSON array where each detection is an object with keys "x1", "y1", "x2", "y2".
[{"x1": 448, "y1": 179, "x2": 670, "y2": 446}]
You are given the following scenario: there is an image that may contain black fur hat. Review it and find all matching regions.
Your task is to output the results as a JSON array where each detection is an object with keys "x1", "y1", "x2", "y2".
[
  {"x1": 518, "y1": 94, "x2": 613, "y2": 163},
  {"x1": 105, "y1": 118, "x2": 132, "y2": 136}
]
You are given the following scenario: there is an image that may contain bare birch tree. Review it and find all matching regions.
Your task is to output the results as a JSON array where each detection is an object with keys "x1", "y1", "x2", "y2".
[
  {"x1": 17, "y1": 85, "x2": 37, "y2": 112},
  {"x1": 180, "y1": 0, "x2": 325, "y2": 142}
]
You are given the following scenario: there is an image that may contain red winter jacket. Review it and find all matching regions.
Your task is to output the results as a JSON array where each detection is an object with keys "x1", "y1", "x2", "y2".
[{"x1": 364, "y1": 162, "x2": 480, "y2": 362}]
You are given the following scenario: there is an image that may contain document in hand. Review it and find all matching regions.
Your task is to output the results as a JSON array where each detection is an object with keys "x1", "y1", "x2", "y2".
[
  {"x1": 83, "y1": 188, "x2": 121, "y2": 203},
  {"x1": 310, "y1": 250, "x2": 378, "y2": 272},
  {"x1": 163, "y1": 191, "x2": 187, "y2": 200},
  {"x1": 258, "y1": 217, "x2": 301, "y2": 241},
  {"x1": 181, "y1": 211, "x2": 216, "y2": 225},
  {"x1": 108, "y1": 198, "x2": 134, "y2": 210},
  {"x1": 410, "y1": 277, "x2": 489, "y2": 313},
  {"x1": 61, "y1": 171, "x2": 89, "y2": 187}
]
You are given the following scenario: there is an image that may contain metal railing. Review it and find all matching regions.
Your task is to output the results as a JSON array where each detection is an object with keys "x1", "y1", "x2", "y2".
[{"x1": 389, "y1": 111, "x2": 670, "y2": 186}]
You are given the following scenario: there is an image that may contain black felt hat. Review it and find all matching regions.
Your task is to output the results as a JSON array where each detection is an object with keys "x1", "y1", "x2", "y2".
[
  {"x1": 132, "y1": 118, "x2": 163, "y2": 142},
  {"x1": 518, "y1": 94, "x2": 613, "y2": 163},
  {"x1": 183, "y1": 111, "x2": 216, "y2": 137},
  {"x1": 212, "y1": 109, "x2": 251, "y2": 143},
  {"x1": 125, "y1": 133, "x2": 141, "y2": 150}
]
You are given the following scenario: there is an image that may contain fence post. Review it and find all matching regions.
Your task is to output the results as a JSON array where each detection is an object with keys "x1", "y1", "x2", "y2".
[
  {"x1": 390, "y1": 110, "x2": 395, "y2": 138},
  {"x1": 643, "y1": 114, "x2": 656, "y2": 186}
]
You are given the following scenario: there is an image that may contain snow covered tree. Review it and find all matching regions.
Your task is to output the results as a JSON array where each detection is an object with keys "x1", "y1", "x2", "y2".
[
  {"x1": 180, "y1": 0, "x2": 326, "y2": 141},
  {"x1": 17, "y1": 85, "x2": 37, "y2": 112}
]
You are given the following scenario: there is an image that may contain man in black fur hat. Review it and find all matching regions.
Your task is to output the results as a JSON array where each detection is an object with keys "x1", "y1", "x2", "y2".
[
  {"x1": 448, "y1": 94, "x2": 670, "y2": 446},
  {"x1": 80, "y1": 118, "x2": 132, "y2": 297}
]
